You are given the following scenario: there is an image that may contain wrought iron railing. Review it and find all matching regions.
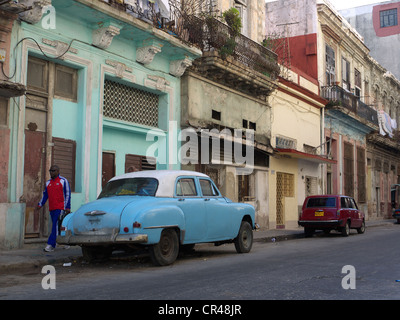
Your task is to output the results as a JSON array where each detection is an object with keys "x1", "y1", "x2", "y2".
[
  {"x1": 321, "y1": 85, "x2": 379, "y2": 126},
  {"x1": 100, "y1": 0, "x2": 279, "y2": 78}
]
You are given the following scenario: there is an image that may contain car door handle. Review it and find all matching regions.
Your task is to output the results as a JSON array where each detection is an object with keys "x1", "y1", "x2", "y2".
[
  {"x1": 178, "y1": 198, "x2": 185, "y2": 201},
  {"x1": 204, "y1": 198, "x2": 210, "y2": 201}
]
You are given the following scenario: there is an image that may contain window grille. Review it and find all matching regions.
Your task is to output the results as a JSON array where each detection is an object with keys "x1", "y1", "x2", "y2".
[
  {"x1": 305, "y1": 176, "x2": 317, "y2": 197},
  {"x1": 103, "y1": 79, "x2": 159, "y2": 127},
  {"x1": 276, "y1": 172, "x2": 294, "y2": 226}
]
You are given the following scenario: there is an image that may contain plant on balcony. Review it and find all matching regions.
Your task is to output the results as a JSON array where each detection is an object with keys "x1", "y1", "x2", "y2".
[
  {"x1": 219, "y1": 8, "x2": 242, "y2": 59},
  {"x1": 326, "y1": 99, "x2": 342, "y2": 108}
]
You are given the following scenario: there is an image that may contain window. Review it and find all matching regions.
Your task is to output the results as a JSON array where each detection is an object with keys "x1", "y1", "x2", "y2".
[
  {"x1": 176, "y1": 178, "x2": 197, "y2": 196},
  {"x1": 325, "y1": 44, "x2": 335, "y2": 85},
  {"x1": 348, "y1": 197, "x2": 358, "y2": 209},
  {"x1": 306, "y1": 197, "x2": 336, "y2": 208},
  {"x1": 305, "y1": 176, "x2": 317, "y2": 196},
  {"x1": 103, "y1": 79, "x2": 159, "y2": 127},
  {"x1": 354, "y1": 68, "x2": 361, "y2": 98},
  {"x1": 27, "y1": 56, "x2": 78, "y2": 101},
  {"x1": 199, "y1": 179, "x2": 219, "y2": 197},
  {"x1": 212, "y1": 109, "x2": 221, "y2": 121},
  {"x1": 98, "y1": 178, "x2": 158, "y2": 198},
  {"x1": 243, "y1": 119, "x2": 256, "y2": 131},
  {"x1": 342, "y1": 58, "x2": 351, "y2": 91},
  {"x1": 344, "y1": 142, "x2": 354, "y2": 197},
  {"x1": 234, "y1": 0, "x2": 247, "y2": 36},
  {"x1": 27, "y1": 57, "x2": 48, "y2": 92},
  {"x1": 357, "y1": 147, "x2": 366, "y2": 203},
  {"x1": 238, "y1": 174, "x2": 250, "y2": 202},
  {"x1": 341, "y1": 197, "x2": 348, "y2": 208},
  {"x1": 52, "y1": 137, "x2": 76, "y2": 192},
  {"x1": 54, "y1": 64, "x2": 77, "y2": 101},
  {"x1": 380, "y1": 9, "x2": 398, "y2": 28},
  {"x1": 125, "y1": 154, "x2": 156, "y2": 172}
]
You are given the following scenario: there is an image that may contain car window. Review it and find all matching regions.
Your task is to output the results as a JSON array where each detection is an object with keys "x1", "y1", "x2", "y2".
[
  {"x1": 348, "y1": 198, "x2": 358, "y2": 209},
  {"x1": 199, "y1": 179, "x2": 219, "y2": 197},
  {"x1": 176, "y1": 178, "x2": 197, "y2": 196},
  {"x1": 341, "y1": 197, "x2": 348, "y2": 208},
  {"x1": 98, "y1": 178, "x2": 158, "y2": 198},
  {"x1": 306, "y1": 197, "x2": 336, "y2": 208}
]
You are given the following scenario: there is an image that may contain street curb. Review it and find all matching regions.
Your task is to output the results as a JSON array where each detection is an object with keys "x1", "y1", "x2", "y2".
[
  {"x1": 253, "y1": 220, "x2": 397, "y2": 244},
  {"x1": 1, "y1": 220, "x2": 396, "y2": 274},
  {"x1": 0, "y1": 250, "x2": 82, "y2": 274}
]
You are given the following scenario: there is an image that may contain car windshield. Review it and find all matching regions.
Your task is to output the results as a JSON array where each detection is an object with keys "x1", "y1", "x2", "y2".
[
  {"x1": 306, "y1": 197, "x2": 336, "y2": 208},
  {"x1": 98, "y1": 178, "x2": 158, "y2": 198}
]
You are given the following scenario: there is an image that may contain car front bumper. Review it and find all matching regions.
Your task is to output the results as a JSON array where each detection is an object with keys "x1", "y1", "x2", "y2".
[
  {"x1": 298, "y1": 220, "x2": 343, "y2": 228},
  {"x1": 57, "y1": 229, "x2": 148, "y2": 245}
]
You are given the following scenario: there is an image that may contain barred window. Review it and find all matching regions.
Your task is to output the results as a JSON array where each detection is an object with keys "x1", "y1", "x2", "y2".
[{"x1": 103, "y1": 79, "x2": 159, "y2": 127}]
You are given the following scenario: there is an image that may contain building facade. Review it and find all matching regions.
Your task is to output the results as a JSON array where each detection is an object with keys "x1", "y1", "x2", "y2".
[
  {"x1": 177, "y1": 1, "x2": 279, "y2": 228},
  {"x1": 266, "y1": 0, "x2": 400, "y2": 220},
  {"x1": 0, "y1": 0, "x2": 201, "y2": 249},
  {"x1": 340, "y1": 0, "x2": 400, "y2": 81}
]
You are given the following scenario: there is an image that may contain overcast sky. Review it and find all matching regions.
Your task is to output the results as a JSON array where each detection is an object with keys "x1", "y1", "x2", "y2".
[
  {"x1": 265, "y1": 0, "x2": 389, "y2": 10},
  {"x1": 328, "y1": 0, "x2": 388, "y2": 10}
]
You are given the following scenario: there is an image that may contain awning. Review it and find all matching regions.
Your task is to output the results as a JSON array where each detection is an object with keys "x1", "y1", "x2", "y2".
[{"x1": 275, "y1": 148, "x2": 336, "y2": 164}]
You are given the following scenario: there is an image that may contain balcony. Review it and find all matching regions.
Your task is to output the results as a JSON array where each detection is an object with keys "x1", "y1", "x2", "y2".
[
  {"x1": 321, "y1": 85, "x2": 379, "y2": 126},
  {"x1": 185, "y1": 16, "x2": 279, "y2": 98},
  {"x1": 102, "y1": 0, "x2": 279, "y2": 98}
]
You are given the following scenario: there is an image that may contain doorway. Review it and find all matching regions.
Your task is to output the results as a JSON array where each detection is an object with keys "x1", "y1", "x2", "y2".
[
  {"x1": 102, "y1": 152, "x2": 115, "y2": 188},
  {"x1": 23, "y1": 95, "x2": 47, "y2": 238}
]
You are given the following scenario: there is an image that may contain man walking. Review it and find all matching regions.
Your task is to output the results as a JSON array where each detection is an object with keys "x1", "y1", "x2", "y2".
[{"x1": 38, "y1": 165, "x2": 71, "y2": 252}]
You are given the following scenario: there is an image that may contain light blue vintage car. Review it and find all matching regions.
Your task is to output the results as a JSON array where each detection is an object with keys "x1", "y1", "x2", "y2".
[{"x1": 58, "y1": 170, "x2": 256, "y2": 266}]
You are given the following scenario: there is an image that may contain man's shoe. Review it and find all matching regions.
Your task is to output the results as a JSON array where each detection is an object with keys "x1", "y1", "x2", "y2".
[{"x1": 44, "y1": 245, "x2": 54, "y2": 252}]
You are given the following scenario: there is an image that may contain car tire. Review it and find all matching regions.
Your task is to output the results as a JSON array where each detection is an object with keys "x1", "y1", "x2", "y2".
[
  {"x1": 341, "y1": 221, "x2": 350, "y2": 237},
  {"x1": 149, "y1": 229, "x2": 179, "y2": 266},
  {"x1": 357, "y1": 220, "x2": 365, "y2": 234},
  {"x1": 234, "y1": 221, "x2": 253, "y2": 253}
]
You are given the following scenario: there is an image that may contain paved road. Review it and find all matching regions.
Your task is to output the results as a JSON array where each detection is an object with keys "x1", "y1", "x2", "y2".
[{"x1": 1, "y1": 224, "x2": 400, "y2": 301}]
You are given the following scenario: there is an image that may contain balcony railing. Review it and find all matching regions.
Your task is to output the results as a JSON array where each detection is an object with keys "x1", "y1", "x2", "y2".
[
  {"x1": 321, "y1": 85, "x2": 378, "y2": 126},
  {"x1": 101, "y1": 0, "x2": 279, "y2": 79},
  {"x1": 185, "y1": 16, "x2": 279, "y2": 79}
]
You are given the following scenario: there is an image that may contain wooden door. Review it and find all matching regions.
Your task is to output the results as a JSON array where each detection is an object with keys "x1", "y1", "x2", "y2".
[
  {"x1": 102, "y1": 152, "x2": 115, "y2": 188},
  {"x1": 23, "y1": 95, "x2": 47, "y2": 237}
]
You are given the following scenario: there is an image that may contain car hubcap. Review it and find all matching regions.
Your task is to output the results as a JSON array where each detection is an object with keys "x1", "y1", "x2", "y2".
[
  {"x1": 242, "y1": 230, "x2": 250, "y2": 248},
  {"x1": 160, "y1": 234, "x2": 172, "y2": 257}
]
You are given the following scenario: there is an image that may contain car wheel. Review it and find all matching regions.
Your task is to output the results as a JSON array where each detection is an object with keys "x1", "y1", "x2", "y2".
[
  {"x1": 341, "y1": 221, "x2": 350, "y2": 237},
  {"x1": 234, "y1": 221, "x2": 253, "y2": 253},
  {"x1": 149, "y1": 229, "x2": 179, "y2": 266},
  {"x1": 357, "y1": 220, "x2": 365, "y2": 234}
]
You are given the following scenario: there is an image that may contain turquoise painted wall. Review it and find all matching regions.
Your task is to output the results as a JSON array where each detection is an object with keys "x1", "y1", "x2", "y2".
[{"x1": 10, "y1": 2, "x2": 199, "y2": 214}]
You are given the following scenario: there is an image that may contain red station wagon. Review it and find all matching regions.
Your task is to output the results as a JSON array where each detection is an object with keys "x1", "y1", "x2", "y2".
[{"x1": 298, "y1": 195, "x2": 365, "y2": 237}]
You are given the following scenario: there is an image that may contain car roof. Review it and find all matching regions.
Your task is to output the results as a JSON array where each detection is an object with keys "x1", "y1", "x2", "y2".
[
  {"x1": 108, "y1": 170, "x2": 210, "y2": 197},
  {"x1": 305, "y1": 195, "x2": 351, "y2": 198}
]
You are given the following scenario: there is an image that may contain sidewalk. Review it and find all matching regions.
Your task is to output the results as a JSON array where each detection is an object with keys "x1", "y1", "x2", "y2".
[{"x1": 0, "y1": 219, "x2": 396, "y2": 274}]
